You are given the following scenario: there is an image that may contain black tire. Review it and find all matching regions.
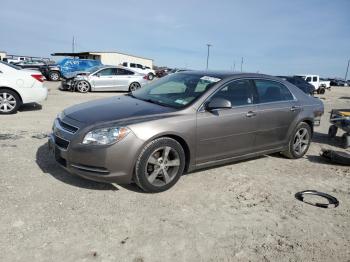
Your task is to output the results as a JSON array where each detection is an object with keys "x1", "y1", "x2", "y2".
[
  {"x1": 148, "y1": 73, "x2": 155, "y2": 80},
  {"x1": 328, "y1": 125, "x2": 338, "y2": 138},
  {"x1": 0, "y1": 89, "x2": 21, "y2": 114},
  {"x1": 134, "y1": 137, "x2": 186, "y2": 193},
  {"x1": 318, "y1": 88, "x2": 325, "y2": 94},
  {"x1": 282, "y1": 122, "x2": 312, "y2": 159},
  {"x1": 342, "y1": 133, "x2": 350, "y2": 149},
  {"x1": 129, "y1": 82, "x2": 141, "y2": 92},
  {"x1": 76, "y1": 80, "x2": 91, "y2": 93},
  {"x1": 48, "y1": 71, "x2": 60, "y2": 81}
]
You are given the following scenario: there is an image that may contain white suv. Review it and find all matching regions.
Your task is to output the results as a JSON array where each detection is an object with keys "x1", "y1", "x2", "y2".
[
  {"x1": 122, "y1": 62, "x2": 155, "y2": 80},
  {"x1": 0, "y1": 61, "x2": 48, "y2": 114}
]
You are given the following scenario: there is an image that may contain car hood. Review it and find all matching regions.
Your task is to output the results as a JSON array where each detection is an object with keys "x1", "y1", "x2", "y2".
[{"x1": 63, "y1": 95, "x2": 176, "y2": 125}]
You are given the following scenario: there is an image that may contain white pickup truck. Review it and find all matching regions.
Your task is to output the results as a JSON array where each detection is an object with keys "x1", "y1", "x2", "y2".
[
  {"x1": 122, "y1": 62, "x2": 156, "y2": 80},
  {"x1": 297, "y1": 75, "x2": 330, "y2": 94}
]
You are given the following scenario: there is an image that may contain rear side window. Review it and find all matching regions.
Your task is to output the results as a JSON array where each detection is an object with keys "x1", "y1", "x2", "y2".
[
  {"x1": 117, "y1": 68, "x2": 134, "y2": 75},
  {"x1": 255, "y1": 80, "x2": 293, "y2": 103},
  {"x1": 211, "y1": 80, "x2": 254, "y2": 106},
  {"x1": 122, "y1": 62, "x2": 127, "y2": 67},
  {"x1": 306, "y1": 77, "x2": 312, "y2": 82},
  {"x1": 130, "y1": 63, "x2": 136, "y2": 68},
  {"x1": 313, "y1": 76, "x2": 317, "y2": 82}
]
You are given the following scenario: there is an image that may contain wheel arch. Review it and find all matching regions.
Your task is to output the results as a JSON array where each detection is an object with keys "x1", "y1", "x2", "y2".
[{"x1": 0, "y1": 86, "x2": 23, "y2": 104}]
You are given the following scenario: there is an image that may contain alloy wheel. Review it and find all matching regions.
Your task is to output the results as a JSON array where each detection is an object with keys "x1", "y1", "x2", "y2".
[
  {"x1": 145, "y1": 146, "x2": 181, "y2": 187},
  {"x1": 50, "y1": 72, "x2": 59, "y2": 81},
  {"x1": 129, "y1": 82, "x2": 141, "y2": 91},
  {"x1": 293, "y1": 127, "x2": 310, "y2": 156},
  {"x1": 0, "y1": 92, "x2": 17, "y2": 113},
  {"x1": 77, "y1": 81, "x2": 90, "y2": 93}
]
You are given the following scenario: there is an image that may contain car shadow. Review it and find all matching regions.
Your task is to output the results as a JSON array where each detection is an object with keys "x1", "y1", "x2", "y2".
[
  {"x1": 36, "y1": 142, "x2": 118, "y2": 191},
  {"x1": 18, "y1": 103, "x2": 42, "y2": 112},
  {"x1": 339, "y1": 96, "x2": 350, "y2": 99},
  {"x1": 312, "y1": 131, "x2": 343, "y2": 148}
]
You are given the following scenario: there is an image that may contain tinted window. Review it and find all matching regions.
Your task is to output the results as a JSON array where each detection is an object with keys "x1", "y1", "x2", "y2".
[
  {"x1": 136, "y1": 64, "x2": 143, "y2": 69},
  {"x1": 255, "y1": 80, "x2": 293, "y2": 103},
  {"x1": 313, "y1": 76, "x2": 317, "y2": 82},
  {"x1": 117, "y1": 68, "x2": 134, "y2": 75},
  {"x1": 211, "y1": 80, "x2": 254, "y2": 106},
  {"x1": 98, "y1": 68, "x2": 116, "y2": 76},
  {"x1": 122, "y1": 62, "x2": 127, "y2": 66},
  {"x1": 306, "y1": 77, "x2": 312, "y2": 82},
  {"x1": 130, "y1": 63, "x2": 136, "y2": 68}
]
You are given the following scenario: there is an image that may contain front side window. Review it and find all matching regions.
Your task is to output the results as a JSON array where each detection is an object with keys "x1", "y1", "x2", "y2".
[
  {"x1": 255, "y1": 80, "x2": 293, "y2": 103},
  {"x1": 122, "y1": 62, "x2": 127, "y2": 67},
  {"x1": 132, "y1": 73, "x2": 221, "y2": 109},
  {"x1": 313, "y1": 76, "x2": 317, "y2": 82},
  {"x1": 97, "y1": 68, "x2": 116, "y2": 76},
  {"x1": 306, "y1": 77, "x2": 312, "y2": 82},
  {"x1": 130, "y1": 63, "x2": 136, "y2": 68},
  {"x1": 136, "y1": 64, "x2": 143, "y2": 69},
  {"x1": 210, "y1": 80, "x2": 254, "y2": 106}
]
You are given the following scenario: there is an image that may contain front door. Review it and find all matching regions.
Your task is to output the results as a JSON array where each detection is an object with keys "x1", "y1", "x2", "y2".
[
  {"x1": 91, "y1": 68, "x2": 117, "y2": 91},
  {"x1": 196, "y1": 79, "x2": 258, "y2": 164},
  {"x1": 253, "y1": 79, "x2": 300, "y2": 151}
]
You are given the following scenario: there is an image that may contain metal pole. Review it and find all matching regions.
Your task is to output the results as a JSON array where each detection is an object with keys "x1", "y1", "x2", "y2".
[
  {"x1": 233, "y1": 61, "x2": 236, "y2": 72},
  {"x1": 240, "y1": 57, "x2": 244, "y2": 72},
  {"x1": 206, "y1": 44, "x2": 211, "y2": 70},
  {"x1": 345, "y1": 59, "x2": 350, "y2": 80},
  {"x1": 72, "y1": 36, "x2": 75, "y2": 54}
]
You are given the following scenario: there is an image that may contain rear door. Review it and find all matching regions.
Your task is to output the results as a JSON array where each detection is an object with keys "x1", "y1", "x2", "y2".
[
  {"x1": 196, "y1": 79, "x2": 258, "y2": 164},
  {"x1": 114, "y1": 68, "x2": 135, "y2": 91},
  {"x1": 253, "y1": 79, "x2": 300, "y2": 151}
]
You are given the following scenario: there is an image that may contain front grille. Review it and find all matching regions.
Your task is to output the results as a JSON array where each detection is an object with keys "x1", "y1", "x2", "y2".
[
  {"x1": 54, "y1": 135, "x2": 69, "y2": 150},
  {"x1": 58, "y1": 119, "x2": 78, "y2": 133}
]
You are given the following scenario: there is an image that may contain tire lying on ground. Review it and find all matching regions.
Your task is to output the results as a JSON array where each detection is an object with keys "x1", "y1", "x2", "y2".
[{"x1": 321, "y1": 149, "x2": 350, "y2": 165}]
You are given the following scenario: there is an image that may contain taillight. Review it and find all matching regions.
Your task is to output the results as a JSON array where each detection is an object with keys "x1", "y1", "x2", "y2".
[
  {"x1": 31, "y1": 74, "x2": 44, "y2": 82},
  {"x1": 143, "y1": 75, "x2": 149, "y2": 80}
]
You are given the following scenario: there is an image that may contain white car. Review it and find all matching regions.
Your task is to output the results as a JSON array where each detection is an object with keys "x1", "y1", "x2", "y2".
[
  {"x1": 297, "y1": 74, "x2": 330, "y2": 94},
  {"x1": 0, "y1": 61, "x2": 48, "y2": 114},
  {"x1": 122, "y1": 62, "x2": 156, "y2": 80}
]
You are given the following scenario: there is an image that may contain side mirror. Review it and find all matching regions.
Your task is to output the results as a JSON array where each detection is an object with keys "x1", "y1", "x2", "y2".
[{"x1": 206, "y1": 98, "x2": 232, "y2": 111}]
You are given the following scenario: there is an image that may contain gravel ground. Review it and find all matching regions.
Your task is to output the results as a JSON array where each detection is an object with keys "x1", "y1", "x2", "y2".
[{"x1": 1, "y1": 82, "x2": 349, "y2": 262}]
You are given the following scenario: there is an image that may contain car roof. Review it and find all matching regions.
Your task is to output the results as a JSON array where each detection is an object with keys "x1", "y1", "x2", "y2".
[{"x1": 180, "y1": 71, "x2": 279, "y2": 81}]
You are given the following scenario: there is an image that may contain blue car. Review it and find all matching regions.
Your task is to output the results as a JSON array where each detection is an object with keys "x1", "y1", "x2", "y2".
[{"x1": 40, "y1": 58, "x2": 102, "y2": 81}]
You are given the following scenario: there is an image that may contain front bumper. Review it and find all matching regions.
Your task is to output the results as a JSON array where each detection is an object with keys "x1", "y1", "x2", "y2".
[{"x1": 48, "y1": 124, "x2": 144, "y2": 184}]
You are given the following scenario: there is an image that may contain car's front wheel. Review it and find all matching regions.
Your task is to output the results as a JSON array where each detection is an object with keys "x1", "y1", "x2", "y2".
[
  {"x1": 76, "y1": 80, "x2": 91, "y2": 93},
  {"x1": 49, "y1": 71, "x2": 60, "y2": 81},
  {"x1": 282, "y1": 122, "x2": 311, "y2": 159},
  {"x1": 134, "y1": 137, "x2": 186, "y2": 193},
  {"x1": 0, "y1": 89, "x2": 21, "y2": 114}
]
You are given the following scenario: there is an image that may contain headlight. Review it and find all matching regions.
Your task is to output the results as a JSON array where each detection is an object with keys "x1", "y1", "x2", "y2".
[{"x1": 82, "y1": 127, "x2": 130, "y2": 145}]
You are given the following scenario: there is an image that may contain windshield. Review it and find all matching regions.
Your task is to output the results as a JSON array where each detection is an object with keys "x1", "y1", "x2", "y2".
[
  {"x1": 131, "y1": 73, "x2": 222, "y2": 109},
  {"x1": 0, "y1": 61, "x2": 20, "y2": 70}
]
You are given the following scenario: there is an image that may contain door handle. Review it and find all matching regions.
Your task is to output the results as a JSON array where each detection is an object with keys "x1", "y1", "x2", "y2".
[
  {"x1": 290, "y1": 106, "x2": 301, "y2": 112},
  {"x1": 246, "y1": 111, "x2": 256, "y2": 117}
]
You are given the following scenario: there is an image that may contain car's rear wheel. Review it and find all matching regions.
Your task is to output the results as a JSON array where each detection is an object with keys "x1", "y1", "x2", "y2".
[
  {"x1": 49, "y1": 71, "x2": 60, "y2": 81},
  {"x1": 134, "y1": 137, "x2": 186, "y2": 193},
  {"x1": 129, "y1": 82, "x2": 141, "y2": 92},
  {"x1": 282, "y1": 122, "x2": 311, "y2": 159},
  {"x1": 148, "y1": 73, "x2": 155, "y2": 80},
  {"x1": 76, "y1": 80, "x2": 91, "y2": 93},
  {"x1": 0, "y1": 89, "x2": 21, "y2": 114}
]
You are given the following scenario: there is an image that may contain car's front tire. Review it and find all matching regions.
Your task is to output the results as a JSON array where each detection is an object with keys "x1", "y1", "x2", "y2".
[
  {"x1": 49, "y1": 71, "x2": 60, "y2": 81},
  {"x1": 0, "y1": 89, "x2": 21, "y2": 114},
  {"x1": 76, "y1": 80, "x2": 91, "y2": 93},
  {"x1": 134, "y1": 137, "x2": 186, "y2": 193},
  {"x1": 282, "y1": 122, "x2": 311, "y2": 159}
]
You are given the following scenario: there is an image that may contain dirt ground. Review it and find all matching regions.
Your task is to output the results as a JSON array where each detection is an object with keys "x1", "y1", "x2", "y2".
[{"x1": 1, "y1": 82, "x2": 349, "y2": 262}]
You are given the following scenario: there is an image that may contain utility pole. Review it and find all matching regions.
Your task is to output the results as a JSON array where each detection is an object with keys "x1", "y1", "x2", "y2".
[
  {"x1": 345, "y1": 59, "x2": 350, "y2": 80},
  {"x1": 233, "y1": 61, "x2": 236, "y2": 72},
  {"x1": 72, "y1": 36, "x2": 75, "y2": 54},
  {"x1": 206, "y1": 44, "x2": 212, "y2": 70},
  {"x1": 240, "y1": 57, "x2": 244, "y2": 72}
]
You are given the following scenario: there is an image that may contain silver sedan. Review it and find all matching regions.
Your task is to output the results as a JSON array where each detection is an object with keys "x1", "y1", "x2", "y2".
[{"x1": 66, "y1": 66, "x2": 149, "y2": 93}]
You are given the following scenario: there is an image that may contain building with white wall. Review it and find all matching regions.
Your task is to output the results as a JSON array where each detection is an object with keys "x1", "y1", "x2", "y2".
[{"x1": 0, "y1": 51, "x2": 7, "y2": 61}]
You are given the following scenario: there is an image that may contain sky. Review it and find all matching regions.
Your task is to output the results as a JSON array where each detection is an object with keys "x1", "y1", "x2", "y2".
[{"x1": 1, "y1": 0, "x2": 350, "y2": 77}]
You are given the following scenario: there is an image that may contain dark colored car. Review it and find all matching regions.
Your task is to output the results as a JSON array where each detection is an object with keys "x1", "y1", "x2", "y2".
[
  {"x1": 13, "y1": 60, "x2": 53, "y2": 70},
  {"x1": 277, "y1": 76, "x2": 315, "y2": 95},
  {"x1": 49, "y1": 72, "x2": 324, "y2": 192}
]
